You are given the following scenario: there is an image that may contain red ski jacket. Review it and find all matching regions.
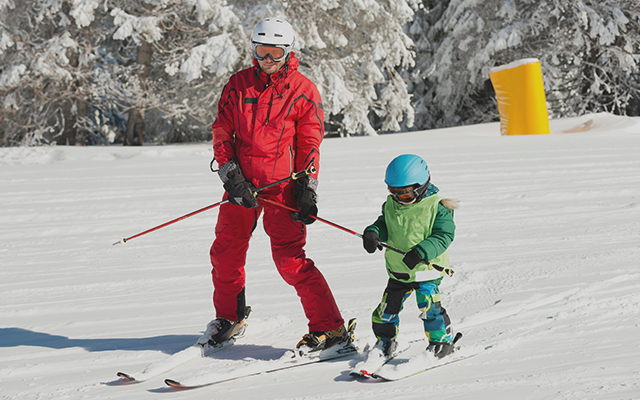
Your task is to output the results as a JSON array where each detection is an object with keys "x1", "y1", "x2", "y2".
[{"x1": 212, "y1": 53, "x2": 324, "y2": 189}]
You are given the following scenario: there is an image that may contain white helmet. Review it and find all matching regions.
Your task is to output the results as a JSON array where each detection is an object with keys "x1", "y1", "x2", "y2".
[{"x1": 251, "y1": 17, "x2": 295, "y2": 48}]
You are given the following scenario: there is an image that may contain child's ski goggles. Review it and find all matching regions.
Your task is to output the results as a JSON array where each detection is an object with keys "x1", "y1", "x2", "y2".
[
  {"x1": 252, "y1": 43, "x2": 290, "y2": 62},
  {"x1": 388, "y1": 186, "x2": 419, "y2": 204}
]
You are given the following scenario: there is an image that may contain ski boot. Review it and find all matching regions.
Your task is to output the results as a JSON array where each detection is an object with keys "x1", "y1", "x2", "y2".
[
  {"x1": 296, "y1": 324, "x2": 348, "y2": 353},
  {"x1": 199, "y1": 306, "x2": 251, "y2": 347},
  {"x1": 426, "y1": 332, "x2": 462, "y2": 359},
  {"x1": 373, "y1": 339, "x2": 398, "y2": 357}
]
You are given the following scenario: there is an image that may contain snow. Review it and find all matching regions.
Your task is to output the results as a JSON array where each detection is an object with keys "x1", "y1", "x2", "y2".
[
  {"x1": 111, "y1": 9, "x2": 163, "y2": 43},
  {"x1": 0, "y1": 30, "x2": 13, "y2": 55},
  {"x1": 180, "y1": 33, "x2": 240, "y2": 81},
  {"x1": 70, "y1": 0, "x2": 100, "y2": 28},
  {"x1": 0, "y1": 64, "x2": 26, "y2": 91},
  {"x1": 2, "y1": 112, "x2": 640, "y2": 399},
  {"x1": 488, "y1": 58, "x2": 539, "y2": 74}
]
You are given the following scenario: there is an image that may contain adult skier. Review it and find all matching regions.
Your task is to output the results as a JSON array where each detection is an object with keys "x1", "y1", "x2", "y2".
[{"x1": 203, "y1": 17, "x2": 347, "y2": 353}]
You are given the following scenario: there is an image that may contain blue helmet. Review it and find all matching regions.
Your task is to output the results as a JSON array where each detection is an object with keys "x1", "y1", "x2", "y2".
[{"x1": 385, "y1": 154, "x2": 430, "y2": 187}]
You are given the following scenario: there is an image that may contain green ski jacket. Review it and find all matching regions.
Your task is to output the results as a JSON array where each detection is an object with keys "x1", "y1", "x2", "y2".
[{"x1": 365, "y1": 194, "x2": 456, "y2": 284}]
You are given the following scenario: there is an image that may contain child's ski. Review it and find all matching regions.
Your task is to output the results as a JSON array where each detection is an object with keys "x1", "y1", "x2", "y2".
[
  {"x1": 372, "y1": 332, "x2": 473, "y2": 381},
  {"x1": 371, "y1": 353, "x2": 475, "y2": 381},
  {"x1": 349, "y1": 341, "x2": 410, "y2": 378}
]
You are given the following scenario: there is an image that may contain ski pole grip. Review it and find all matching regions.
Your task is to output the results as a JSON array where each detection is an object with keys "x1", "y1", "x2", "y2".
[{"x1": 292, "y1": 165, "x2": 316, "y2": 180}]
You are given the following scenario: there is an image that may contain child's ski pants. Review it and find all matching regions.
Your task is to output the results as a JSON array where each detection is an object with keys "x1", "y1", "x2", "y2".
[{"x1": 372, "y1": 278, "x2": 452, "y2": 343}]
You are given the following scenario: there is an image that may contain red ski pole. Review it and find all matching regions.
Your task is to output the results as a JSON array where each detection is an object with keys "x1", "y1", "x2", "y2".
[
  {"x1": 258, "y1": 197, "x2": 454, "y2": 276},
  {"x1": 112, "y1": 201, "x2": 226, "y2": 246},
  {"x1": 257, "y1": 197, "x2": 406, "y2": 253},
  {"x1": 113, "y1": 166, "x2": 315, "y2": 246}
]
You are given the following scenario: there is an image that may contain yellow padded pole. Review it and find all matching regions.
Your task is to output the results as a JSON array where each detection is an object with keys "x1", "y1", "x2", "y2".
[{"x1": 489, "y1": 58, "x2": 550, "y2": 136}]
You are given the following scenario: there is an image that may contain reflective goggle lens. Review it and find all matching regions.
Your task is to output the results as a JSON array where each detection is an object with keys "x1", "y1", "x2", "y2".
[
  {"x1": 253, "y1": 44, "x2": 287, "y2": 61},
  {"x1": 389, "y1": 186, "x2": 418, "y2": 203}
]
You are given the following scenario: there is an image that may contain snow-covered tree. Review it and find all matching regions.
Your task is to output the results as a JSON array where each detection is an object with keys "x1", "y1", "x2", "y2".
[
  {"x1": 284, "y1": 0, "x2": 418, "y2": 135},
  {"x1": 408, "y1": 0, "x2": 640, "y2": 130},
  {"x1": 98, "y1": 0, "x2": 244, "y2": 144},
  {"x1": 115, "y1": 0, "x2": 420, "y2": 139},
  {"x1": 1, "y1": 0, "x2": 419, "y2": 145},
  {"x1": 0, "y1": 0, "x2": 102, "y2": 145},
  {"x1": 6, "y1": 0, "x2": 637, "y2": 146}
]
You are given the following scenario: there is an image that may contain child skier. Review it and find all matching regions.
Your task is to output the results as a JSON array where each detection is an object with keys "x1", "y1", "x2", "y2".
[{"x1": 362, "y1": 154, "x2": 457, "y2": 359}]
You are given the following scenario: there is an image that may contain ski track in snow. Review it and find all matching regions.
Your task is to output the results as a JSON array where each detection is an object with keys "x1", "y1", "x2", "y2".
[{"x1": 1, "y1": 113, "x2": 640, "y2": 399}]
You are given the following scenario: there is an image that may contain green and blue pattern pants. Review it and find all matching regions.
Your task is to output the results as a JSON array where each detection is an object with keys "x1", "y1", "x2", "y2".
[{"x1": 372, "y1": 279, "x2": 452, "y2": 343}]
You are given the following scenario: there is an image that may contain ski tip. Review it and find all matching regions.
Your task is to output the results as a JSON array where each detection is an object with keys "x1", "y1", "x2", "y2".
[
  {"x1": 165, "y1": 379, "x2": 185, "y2": 388},
  {"x1": 349, "y1": 370, "x2": 372, "y2": 379},
  {"x1": 116, "y1": 372, "x2": 135, "y2": 382},
  {"x1": 165, "y1": 379, "x2": 201, "y2": 390}
]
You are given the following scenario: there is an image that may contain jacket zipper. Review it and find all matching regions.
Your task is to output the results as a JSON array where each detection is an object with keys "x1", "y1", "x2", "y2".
[{"x1": 289, "y1": 146, "x2": 294, "y2": 176}]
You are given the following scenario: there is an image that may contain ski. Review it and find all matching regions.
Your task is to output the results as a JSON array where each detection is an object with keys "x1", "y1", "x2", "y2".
[
  {"x1": 116, "y1": 339, "x2": 235, "y2": 383},
  {"x1": 372, "y1": 353, "x2": 475, "y2": 381},
  {"x1": 349, "y1": 341, "x2": 410, "y2": 378},
  {"x1": 116, "y1": 307, "x2": 251, "y2": 383},
  {"x1": 372, "y1": 332, "x2": 473, "y2": 381},
  {"x1": 164, "y1": 318, "x2": 358, "y2": 390}
]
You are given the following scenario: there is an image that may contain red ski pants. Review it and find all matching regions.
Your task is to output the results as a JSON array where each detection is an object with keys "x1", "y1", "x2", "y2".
[{"x1": 209, "y1": 188, "x2": 344, "y2": 332}]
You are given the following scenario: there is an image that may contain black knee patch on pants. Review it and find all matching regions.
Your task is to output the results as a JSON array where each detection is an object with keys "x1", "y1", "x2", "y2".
[
  {"x1": 372, "y1": 321, "x2": 397, "y2": 340},
  {"x1": 236, "y1": 287, "x2": 246, "y2": 322}
]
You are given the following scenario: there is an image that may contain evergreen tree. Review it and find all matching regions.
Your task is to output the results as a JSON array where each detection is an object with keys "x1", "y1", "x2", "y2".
[
  {"x1": 3, "y1": 0, "x2": 638, "y2": 146},
  {"x1": 0, "y1": 0, "x2": 102, "y2": 145},
  {"x1": 103, "y1": 0, "x2": 245, "y2": 144},
  {"x1": 408, "y1": 0, "x2": 640, "y2": 130},
  {"x1": 1, "y1": 0, "x2": 419, "y2": 145}
]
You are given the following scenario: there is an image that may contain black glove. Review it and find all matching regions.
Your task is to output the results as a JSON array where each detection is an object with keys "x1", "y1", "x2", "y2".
[
  {"x1": 402, "y1": 249, "x2": 423, "y2": 270},
  {"x1": 221, "y1": 162, "x2": 258, "y2": 209},
  {"x1": 293, "y1": 177, "x2": 318, "y2": 224},
  {"x1": 362, "y1": 230, "x2": 382, "y2": 254},
  {"x1": 225, "y1": 180, "x2": 259, "y2": 208}
]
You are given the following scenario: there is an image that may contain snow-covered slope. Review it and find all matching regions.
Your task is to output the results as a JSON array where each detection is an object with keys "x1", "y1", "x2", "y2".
[{"x1": 2, "y1": 113, "x2": 639, "y2": 399}]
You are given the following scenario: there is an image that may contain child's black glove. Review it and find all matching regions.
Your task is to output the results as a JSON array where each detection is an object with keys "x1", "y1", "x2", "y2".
[
  {"x1": 362, "y1": 230, "x2": 383, "y2": 253},
  {"x1": 402, "y1": 249, "x2": 423, "y2": 269}
]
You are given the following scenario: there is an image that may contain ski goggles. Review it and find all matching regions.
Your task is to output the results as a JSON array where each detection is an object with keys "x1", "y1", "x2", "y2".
[
  {"x1": 252, "y1": 43, "x2": 290, "y2": 62},
  {"x1": 388, "y1": 185, "x2": 420, "y2": 204}
]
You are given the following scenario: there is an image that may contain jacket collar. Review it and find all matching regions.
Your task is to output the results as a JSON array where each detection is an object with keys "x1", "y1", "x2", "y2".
[{"x1": 253, "y1": 52, "x2": 299, "y2": 84}]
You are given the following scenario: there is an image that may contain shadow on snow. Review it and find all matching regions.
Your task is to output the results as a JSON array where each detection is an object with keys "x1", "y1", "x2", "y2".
[{"x1": 0, "y1": 327, "x2": 198, "y2": 354}]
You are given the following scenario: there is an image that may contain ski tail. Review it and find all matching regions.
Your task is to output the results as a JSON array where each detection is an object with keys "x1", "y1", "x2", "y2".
[
  {"x1": 346, "y1": 318, "x2": 357, "y2": 346},
  {"x1": 453, "y1": 331, "x2": 463, "y2": 346}
]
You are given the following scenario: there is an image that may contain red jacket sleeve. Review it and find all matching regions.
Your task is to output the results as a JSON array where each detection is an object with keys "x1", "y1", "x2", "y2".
[
  {"x1": 212, "y1": 81, "x2": 238, "y2": 167},
  {"x1": 294, "y1": 84, "x2": 324, "y2": 180}
]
